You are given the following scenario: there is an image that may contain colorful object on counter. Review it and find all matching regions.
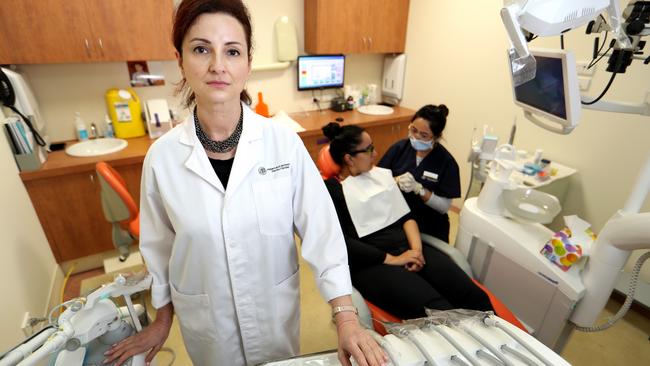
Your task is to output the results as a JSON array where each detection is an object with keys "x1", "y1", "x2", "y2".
[
  {"x1": 105, "y1": 88, "x2": 146, "y2": 138},
  {"x1": 255, "y1": 92, "x2": 269, "y2": 117},
  {"x1": 541, "y1": 226, "x2": 596, "y2": 272}
]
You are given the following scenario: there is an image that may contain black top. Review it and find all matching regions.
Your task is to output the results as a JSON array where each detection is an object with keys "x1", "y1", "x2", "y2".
[
  {"x1": 208, "y1": 157, "x2": 235, "y2": 189},
  {"x1": 324, "y1": 178, "x2": 411, "y2": 273},
  {"x1": 378, "y1": 139, "x2": 460, "y2": 241}
]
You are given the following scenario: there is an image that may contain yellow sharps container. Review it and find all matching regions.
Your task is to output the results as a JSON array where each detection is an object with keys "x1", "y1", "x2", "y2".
[{"x1": 105, "y1": 88, "x2": 146, "y2": 138}]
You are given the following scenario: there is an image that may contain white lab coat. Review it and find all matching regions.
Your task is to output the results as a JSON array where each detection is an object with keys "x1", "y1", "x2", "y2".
[{"x1": 139, "y1": 104, "x2": 352, "y2": 365}]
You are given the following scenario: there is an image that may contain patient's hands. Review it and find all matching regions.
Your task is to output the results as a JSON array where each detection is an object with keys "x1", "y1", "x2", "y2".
[{"x1": 385, "y1": 249, "x2": 425, "y2": 271}]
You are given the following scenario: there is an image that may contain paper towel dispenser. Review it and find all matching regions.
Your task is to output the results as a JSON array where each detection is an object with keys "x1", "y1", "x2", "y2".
[{"x1": 382, "y1": 54, "x2": 407, "y2": 106}]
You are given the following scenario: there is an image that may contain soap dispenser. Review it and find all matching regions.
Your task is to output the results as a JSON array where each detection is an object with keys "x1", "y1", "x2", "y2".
[
  {"x1": 255, "y1": 92, "x2": 269, "y2": 117},
  {"x1": 75, "y1": 112, "x2": 88, "y2": 141},
  {"x1": 104, "y1": 114, "x2": 115, "y2": 138}
]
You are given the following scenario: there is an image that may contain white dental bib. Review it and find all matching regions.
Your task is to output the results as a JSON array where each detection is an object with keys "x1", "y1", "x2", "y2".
[{"x1": 341, "y1": 166, "x2": 410, "y2": 237}]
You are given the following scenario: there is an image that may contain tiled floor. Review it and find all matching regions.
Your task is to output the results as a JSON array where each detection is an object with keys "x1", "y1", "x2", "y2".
[{"x1": 68, "y1": 211, "x2": 650, "y2": 365}]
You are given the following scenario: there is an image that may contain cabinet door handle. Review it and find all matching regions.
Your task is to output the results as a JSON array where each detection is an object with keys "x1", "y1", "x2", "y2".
[
  {"x1": 362, "y1": 37, "x2": 367, "y2": 49},
  {"x1": 84, "y1": 38, "x2": 91, "y2": 57},
  {"x1": 369, "y1": 37, "x2": 373, "y2": 49},
  {"x1": 98, "y1": 38, "x2": 105, "y2": 57},
  {"x1": 89, "y1": 174, "x2": 94, "y2": 183}
]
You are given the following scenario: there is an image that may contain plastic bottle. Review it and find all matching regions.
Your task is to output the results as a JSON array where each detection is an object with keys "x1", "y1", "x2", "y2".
[
  {"x1": 104, "y1": 114, "x2": 115, "y2": 138},
  {"x1": 75, "y1": 112, "x2": 88, "y2": 141},
  {"x1": 532, "y1": 149, "x2": 543, "y2": 165},
  {"x1": 255, "y1": 92, "x2": 269, "y2": 117}
]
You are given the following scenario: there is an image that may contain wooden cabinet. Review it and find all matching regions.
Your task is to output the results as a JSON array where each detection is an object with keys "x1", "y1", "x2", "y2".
[
  {"x1": 304, "y1": 0, "x2": 410, "y2": 54},
  {"x1": 292, "y1": 107, "x2": 414, "y2": 163},
  {"x1": 300, "y1": 121, "x2": 409, "y2": 163},
  {"x1": 0, "y1": 0, "x2": 175, "y2": 64},
  {"x1": 22, "y1": 163, "x2": 142, "y2": 263}
]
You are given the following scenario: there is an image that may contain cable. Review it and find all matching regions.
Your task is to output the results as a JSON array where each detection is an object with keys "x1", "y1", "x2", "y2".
[
  {"x1": 574, "y1": 251, "x2": 650, "y2": 332},
  {"x1": 7, "y1": 105, "x2": 46, "y2": 147},
  {"x1": 588, "y1": 31, "x2": 609, "y2": 69},
  {"x1": 560, "y1": 35, "x2": 564, "y2": 50},
  {"x1": 461, "y1": 325, "x2": 515, "y2": 366},
  {"x1": 429, "y1": 326, "x2": 481, "y2": 366},
  {"x1": 406, "y1": 332, "x2": 439, "y2": 366},
  {"x1": 476, "y1": 349, "x2": 504, "y2": 365},
  {"x1": 47, "y1": 299, "x2": 81, "y2": 325},
  {"x1": 588, "y1": 43, "x2": 614, "y2": 70},
  {"x1": 451, "y1": 355, "x2": 472, "y2": 366},
  {"x1": 311, "y1": 90, "x2": 322, "y2": 112},
  {"x1": 464, "y1": 161, "x2": 476, "y2": 202},
  {"x1": 581, "y1": 69, "x2": 618, "y2": 105},
  {"x1": 483, "y1": 316, "x2": 554, "y2": 366},
  {"x1": 501, "y1": 345, "x2": 539, "y2": 366},
  {"x1": 59, "y1": 263, "x2": 77, "y2": 307}
]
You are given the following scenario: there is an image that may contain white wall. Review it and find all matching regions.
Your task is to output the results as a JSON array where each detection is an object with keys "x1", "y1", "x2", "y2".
[
  {"x1": 18, "y1": 0, "x2": 383, "y2": 142},
  {"x1": 402, "y1": 0, "x2": 650, "y2": 284},
  {"x1": 0, "y1": 106, "x2": 61, "y2": 350}
]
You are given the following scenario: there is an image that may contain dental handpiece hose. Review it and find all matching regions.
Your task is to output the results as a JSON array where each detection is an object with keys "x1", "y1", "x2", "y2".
[
  {"x1": 484, "y1": 316, "x2": 553, "y2": 366},
  {"x1": 0, "y1": 327, "x2": 56, "y2": 366},
  {"x1": 16, "y1": 331, "x2": 68, "y2": 366}
]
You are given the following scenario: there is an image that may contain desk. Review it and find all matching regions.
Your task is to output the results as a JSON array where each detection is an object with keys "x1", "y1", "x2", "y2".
[{"x1": 20, "y1": 107, "x2": 415, "y2": 263}]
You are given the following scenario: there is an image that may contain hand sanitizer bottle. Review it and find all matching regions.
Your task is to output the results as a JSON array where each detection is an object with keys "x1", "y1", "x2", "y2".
[
  {"x1": 104, "y1": 114, "x2": 115, "y2": 138},
  {"x1": 75, "y1": 112, "x2": 89, "y2": 141}
]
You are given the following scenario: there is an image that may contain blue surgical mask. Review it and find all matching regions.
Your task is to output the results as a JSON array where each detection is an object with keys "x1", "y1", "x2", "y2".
[{"x1": 409, "y1": 135, "x2": 433, "y2": 151}]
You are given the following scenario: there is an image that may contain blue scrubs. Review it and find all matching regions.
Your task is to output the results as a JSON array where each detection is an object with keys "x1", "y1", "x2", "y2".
[{"x1": 378, "y1": 139, "x2": 461, "y2": 242}]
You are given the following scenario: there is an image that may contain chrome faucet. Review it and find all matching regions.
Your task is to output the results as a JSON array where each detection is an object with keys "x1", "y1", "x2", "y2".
[{"x1": 90, "y1": 123, "x2": 97, "y2": 139}]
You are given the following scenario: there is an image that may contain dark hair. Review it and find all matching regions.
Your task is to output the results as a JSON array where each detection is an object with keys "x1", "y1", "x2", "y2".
[
  {"x1": 322, "y1": 122, "x2": 365, "y2": 165},
  {"x1": 412, "y1": 104, "x2": 449, "y2": 139},
  {"x1": 173, "y1": 0, "x2": 253, "y2": 107}
]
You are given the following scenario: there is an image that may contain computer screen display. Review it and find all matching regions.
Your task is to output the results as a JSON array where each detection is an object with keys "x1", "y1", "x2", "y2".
[
  {"x1": 297, "y1": 55, "x2": 345, "y2": 91},
  {"x1": 513, "y1": 56, "x2": 567, "y2": 120}
]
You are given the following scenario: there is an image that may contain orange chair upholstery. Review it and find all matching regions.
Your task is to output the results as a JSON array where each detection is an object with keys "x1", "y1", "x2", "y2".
[
  {"x1": 96, "y1": 161, "x2": 139, "y2": 261},
  {"x1": 317, "y1": 145, "x2": 341, "y2": 179}
]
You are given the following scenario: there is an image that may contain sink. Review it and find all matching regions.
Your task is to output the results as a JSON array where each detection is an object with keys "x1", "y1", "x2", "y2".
[{"x1": 65, "y1": 138, "x2": 128, "y2": 157}]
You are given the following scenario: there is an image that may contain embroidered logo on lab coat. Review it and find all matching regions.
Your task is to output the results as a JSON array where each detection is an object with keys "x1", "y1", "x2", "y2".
[{"x1": 259, "y1": 163, "x2": 290, "y2": 175}]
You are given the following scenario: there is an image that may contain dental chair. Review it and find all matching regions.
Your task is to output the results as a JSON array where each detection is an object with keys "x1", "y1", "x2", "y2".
[
  {"x1": 316, "y1": 145, "x2": 526, "y2": 335},
  {"x1": 96, "y1": 161, "x2": 139, "y2": 262}
]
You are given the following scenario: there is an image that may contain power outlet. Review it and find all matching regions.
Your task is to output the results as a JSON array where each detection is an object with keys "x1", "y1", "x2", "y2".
[
  {"x1": 577, "y1": 61, "x2": 596, "y2": 77},
  {"x1": 21, "y1": 311, "x2": 31, "y2": 336}
]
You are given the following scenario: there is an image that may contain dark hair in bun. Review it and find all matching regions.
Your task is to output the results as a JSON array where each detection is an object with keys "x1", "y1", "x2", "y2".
[
  {"x1": 412, "y1": 104, "x2": 449, "y2": 139},
  {"x1": 321, "y1": 122, "x2": 365, "y2": 165}
]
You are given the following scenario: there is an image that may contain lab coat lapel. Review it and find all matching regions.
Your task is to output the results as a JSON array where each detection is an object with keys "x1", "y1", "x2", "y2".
[
  {"x1": 227, "y1": 105, "x2": 262, "y2": 197},
  {"x1": 178, "y1": 116, "x2": 225, "y2": 193}
]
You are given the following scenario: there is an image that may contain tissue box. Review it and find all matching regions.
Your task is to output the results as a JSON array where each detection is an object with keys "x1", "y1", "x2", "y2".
[{"x1": 541, "y1": 227, "x2": 595, "y2": 272}]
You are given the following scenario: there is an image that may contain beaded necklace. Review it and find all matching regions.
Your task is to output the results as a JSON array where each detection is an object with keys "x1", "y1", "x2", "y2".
[{"x1": 194, "y1": 104, "x2": 243, "y2": 153}]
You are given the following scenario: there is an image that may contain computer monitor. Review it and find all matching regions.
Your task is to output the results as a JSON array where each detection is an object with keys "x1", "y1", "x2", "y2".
[
  {"x1": 297, "y1": 54, "x2": 345, "y2": 91},
  {"x1": 512, "y1": 48, "x2": 581, "y2": 133}
]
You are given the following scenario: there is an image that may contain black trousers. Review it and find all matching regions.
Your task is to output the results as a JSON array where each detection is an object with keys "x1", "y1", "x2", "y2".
[{"x1": 352, "y1": 245, "x2": 493, "y2": 320}]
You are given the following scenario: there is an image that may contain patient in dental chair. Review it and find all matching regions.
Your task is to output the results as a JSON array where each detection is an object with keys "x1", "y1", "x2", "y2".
[{"x1": 321, "y1": 122, "x2": 493, "y2": 319}]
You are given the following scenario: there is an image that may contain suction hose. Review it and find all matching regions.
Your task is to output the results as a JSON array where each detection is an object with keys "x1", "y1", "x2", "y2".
[{"x1": 573, "y1": 251, "x2": 650, "y2": 332}]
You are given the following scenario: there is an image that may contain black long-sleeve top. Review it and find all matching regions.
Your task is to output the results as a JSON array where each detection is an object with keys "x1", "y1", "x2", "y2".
[{"x1": 324, "y1": 178, "x2": 412, "y2": 273}]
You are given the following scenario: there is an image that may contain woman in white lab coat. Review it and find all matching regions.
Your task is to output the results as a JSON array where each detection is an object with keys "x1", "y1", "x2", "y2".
[{"x1": 104, "y1": 1, "x2": 387, "y2": 365}]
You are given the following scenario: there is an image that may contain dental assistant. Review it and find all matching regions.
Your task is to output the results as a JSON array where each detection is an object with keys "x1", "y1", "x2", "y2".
[
  {"x1": 378, "y1": 105, "x2": 460, "y2": 243},
  {"x1": 104, "y1": 1, "x2": 387, "y2": 366}
]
